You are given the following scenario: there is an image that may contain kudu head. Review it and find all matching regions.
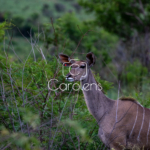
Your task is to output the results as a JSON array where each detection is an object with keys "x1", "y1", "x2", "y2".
[{"x1": 59, "y1": 52, "x2": 96, "y2": 82}]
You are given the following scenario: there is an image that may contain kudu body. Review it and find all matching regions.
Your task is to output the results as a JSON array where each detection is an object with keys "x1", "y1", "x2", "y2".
[{"x1": 59, "y1": 52, "x2": 150, "y2": 150}]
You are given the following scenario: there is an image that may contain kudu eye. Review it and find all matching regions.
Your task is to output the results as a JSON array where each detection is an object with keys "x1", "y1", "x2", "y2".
[{"x1": 80, "y1": 65, "x2": 85, "y2": 69}]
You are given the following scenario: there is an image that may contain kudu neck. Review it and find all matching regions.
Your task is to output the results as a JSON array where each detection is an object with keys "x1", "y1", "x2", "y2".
[
  {"x1": 81, "y1": 69, "x2": 104, "y2": 95},
  {"x1": 81, "y1": 69, "x2": 114, "y2": 123},
  {"x1": 81, "y1": 69, "x2": 97, "y2": 86}
]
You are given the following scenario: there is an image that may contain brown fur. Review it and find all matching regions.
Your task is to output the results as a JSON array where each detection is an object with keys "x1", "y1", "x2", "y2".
[{"x1": 59, "y1": 52, "x2": 150, "y2": 150}]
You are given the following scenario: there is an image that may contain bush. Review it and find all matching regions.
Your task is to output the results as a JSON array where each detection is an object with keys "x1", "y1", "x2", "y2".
[{"x1": 0, "y1": 47, "x2": 112, "y2": 149}]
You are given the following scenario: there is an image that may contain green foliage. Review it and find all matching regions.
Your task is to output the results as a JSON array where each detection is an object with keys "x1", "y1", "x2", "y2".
[
  {"x1": 94, "y1": 72, "x2": 113, "y2": 93},
  {"x1": 63, "y1": 119, "x2": 92, "y2": 143},
  {"x1": 121, "y1": 60, "x2": 148, "y2": 88},
  {"x1": 20, "y1": 108, "x2": 40, "y2": 129},
  {"x1": 134, "y1": 92, "x2": 150, "y2": 108},
  {"x1": 0, "y1": 49, "x2": 113, "y2": 149},
  {"x1": 1, "y1": 127, "x2": 41, "y2": 150},
  {"x1": 0, "y1": 21, "x2": 12, "y2": 41},
  {"x1": 79, "y1": 0, "x2": 150, "y2": 37}
]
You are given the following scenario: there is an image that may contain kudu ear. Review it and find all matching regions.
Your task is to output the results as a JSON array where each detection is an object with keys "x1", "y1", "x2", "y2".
[
  {"x1": 59, "y1": 54, "x2": 74, "y2": 66},
  {"x1": 86, "y1": 52, "x2": 96, "y2": 67}
]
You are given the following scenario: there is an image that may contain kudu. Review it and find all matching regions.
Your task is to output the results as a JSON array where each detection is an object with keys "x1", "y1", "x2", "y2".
[{"x1": 59, "y1": 52, "x2": 150, "y2": 150}]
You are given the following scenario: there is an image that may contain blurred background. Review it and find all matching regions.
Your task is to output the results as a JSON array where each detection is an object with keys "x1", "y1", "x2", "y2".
[{"x1": 0, "y1": 0, "x2": 150, "y2": 149}]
